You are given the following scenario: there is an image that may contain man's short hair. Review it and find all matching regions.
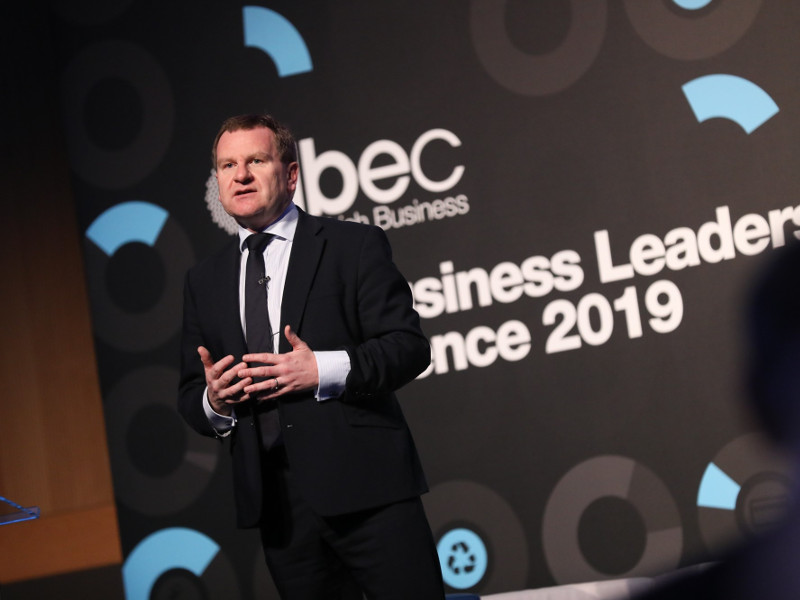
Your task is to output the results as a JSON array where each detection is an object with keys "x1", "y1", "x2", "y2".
[{"x1": 211, "y1": 113, "x2": 297, "y2": 167}]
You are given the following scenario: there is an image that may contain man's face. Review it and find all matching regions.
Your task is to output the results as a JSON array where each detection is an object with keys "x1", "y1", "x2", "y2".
[{"x1": 215, "y1": 127, "x2": 298, "y2": 231}]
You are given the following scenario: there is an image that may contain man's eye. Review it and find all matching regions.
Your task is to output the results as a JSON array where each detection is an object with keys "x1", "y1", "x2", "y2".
[{"x1": 252, "y1": 158, "x2": 263, "y2": 164}]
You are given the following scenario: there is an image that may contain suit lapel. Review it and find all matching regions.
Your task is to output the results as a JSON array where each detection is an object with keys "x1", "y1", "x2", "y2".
[{"x1": 280, "y1": 210, "x2": 324, "y2": 353}]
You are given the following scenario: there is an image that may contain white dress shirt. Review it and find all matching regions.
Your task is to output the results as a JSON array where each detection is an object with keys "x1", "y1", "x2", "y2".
[{"x1": 203, "y1": 203, "x2": 350, "y2": 434}]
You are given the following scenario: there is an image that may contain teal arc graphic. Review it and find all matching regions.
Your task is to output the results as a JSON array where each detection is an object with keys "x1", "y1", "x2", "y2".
[
  {"x1": 243, "y1": 6, "x2": 313, "y2": 77},
  {"x1": 85, "y1": 201, "x2": 168, "y2": 256},
  {"x1": 682, "y1": 74, "x2": 779, "y2": 134},
  {"x1": 697, "y1": 462, "x2": 741, "y2": 510},
  {"x1": 122, "y1": 527, "x2": 219, "y2": 600},
  {"x1": 672, "y1": 0, "x2": 713, "y2": 9}
]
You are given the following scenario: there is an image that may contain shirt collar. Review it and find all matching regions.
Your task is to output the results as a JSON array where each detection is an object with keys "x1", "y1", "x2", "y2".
[{"x1": 238, "y1": 203, "x2": 298, "y2": 252}]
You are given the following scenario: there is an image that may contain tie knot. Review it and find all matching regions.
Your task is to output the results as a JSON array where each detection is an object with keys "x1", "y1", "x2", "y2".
[{"x1": 245, "y1": 232, "x2": 273, "y2": 255}]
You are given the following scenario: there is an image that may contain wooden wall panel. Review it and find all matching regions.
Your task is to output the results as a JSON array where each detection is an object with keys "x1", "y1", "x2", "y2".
[{"x1": 0, "y1": 7, "x2": 122, "y2": 584}]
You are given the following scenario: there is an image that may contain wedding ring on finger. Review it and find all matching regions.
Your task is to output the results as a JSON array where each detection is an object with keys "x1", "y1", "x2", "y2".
[{"x1": 273, "y1": 377, "x2": 280, "y2": 391}]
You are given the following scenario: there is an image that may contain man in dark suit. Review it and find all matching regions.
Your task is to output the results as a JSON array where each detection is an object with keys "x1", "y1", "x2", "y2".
[{"x1": 178, "y1": 114, "x2": 444, "y2": 599}]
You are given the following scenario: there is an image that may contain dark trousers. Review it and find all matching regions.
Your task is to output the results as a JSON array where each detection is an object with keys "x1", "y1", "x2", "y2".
[{"x1": 259, "y1": 448, "x2": 445, "y2": 600}]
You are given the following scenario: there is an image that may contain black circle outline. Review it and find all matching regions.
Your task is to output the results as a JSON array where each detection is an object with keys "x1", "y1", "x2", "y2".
[
  {"x1": 61, "y1": 40, "x2": 174, "y2": 189},
  {"x1": 106, "y1": 366, "x2": 220, "y2": 516},
  {"x1": 542, "y1": 455, "x2": 682, "y2": 583},
  {"x1": 470, "y1": 0, "x2": 608, "y2": 96}
]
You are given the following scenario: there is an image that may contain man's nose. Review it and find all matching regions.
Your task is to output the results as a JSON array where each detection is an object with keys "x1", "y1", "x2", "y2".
[{"x1": 234, "y1": 163, "x2": 252, "y2": 182}]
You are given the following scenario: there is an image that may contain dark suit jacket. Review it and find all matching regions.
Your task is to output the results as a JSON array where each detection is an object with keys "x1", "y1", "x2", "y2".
[{"x1": 178, "y1": 208, "x2": 430, "y2": 528}]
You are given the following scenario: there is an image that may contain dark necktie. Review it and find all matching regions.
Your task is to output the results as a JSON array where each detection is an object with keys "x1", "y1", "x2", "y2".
[{"x1": 244, "y1": 233, "x2": 281, "y2": 448}]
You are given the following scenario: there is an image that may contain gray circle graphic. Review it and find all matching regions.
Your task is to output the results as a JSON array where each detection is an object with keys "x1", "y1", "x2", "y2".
[
  {"x1": 697, "y1": 432, "x2": 790, "y2": 556},
  {"x1": 84, "y1": 214, "x2": 193, "y2": 352},
  {"x1": 423, "y1": 480, "x2": 528, "y2": 592},
  {"x1": 105, "y1": 366, "x2": 220, "y2": 516},
  {"x1": 61, "y1": 40, "x2": 174, "y2": 188},
  {"x1": 543, "y1": 456, "x2": 682, "y2": 584},
  {"x1": 623, "y1": 0, "x2": 764, "y2": 60},
  {"x1": 470, "y1": 0, "x2": 607, "y2": 96}
]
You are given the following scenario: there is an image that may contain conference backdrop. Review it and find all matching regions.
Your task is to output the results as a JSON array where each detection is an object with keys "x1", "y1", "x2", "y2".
[{"x1": 49, "y1": 0, "x2": 800, "y2": 597}]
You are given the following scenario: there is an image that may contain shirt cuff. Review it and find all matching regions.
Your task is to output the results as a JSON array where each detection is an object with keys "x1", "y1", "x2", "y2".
[
  {"x1": 203, "y1": 387, "x2": 236, "y2": 436},
  {"x1": 314, "y1": 350, "x2": 351, "y2": 401}
]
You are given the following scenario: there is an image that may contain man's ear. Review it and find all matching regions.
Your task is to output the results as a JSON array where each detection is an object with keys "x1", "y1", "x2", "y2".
[{"x1": 287, "y1": 161, "x2": 299, "y2": 192}]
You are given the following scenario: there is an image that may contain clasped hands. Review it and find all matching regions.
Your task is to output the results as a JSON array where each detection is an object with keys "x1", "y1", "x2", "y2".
[{"x1": 199, "y1": 325, "x2": 319, "y2": 416}]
